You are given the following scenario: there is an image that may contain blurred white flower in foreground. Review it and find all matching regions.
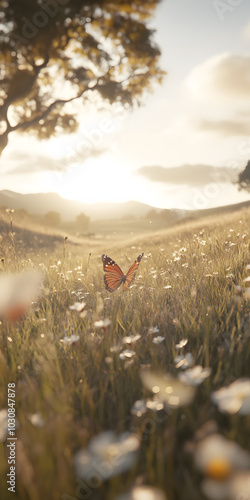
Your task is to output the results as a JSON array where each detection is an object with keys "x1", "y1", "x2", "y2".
[
  {"x1": 211, "y1": 378, "x2": 250, "y2": 415},
  {"x1": 230, "y1": 472, "x2": 250, "y2": 500},
  {"x1": 122, "y1": 335, "x2": 141, "y2": 345},
  {"x1": 0, "y1": 409, "x2": 8, "y2": 442},
  {"x1": 195, "y1": 434, "x2": 250, "y2": 474},
  {"x1": 68, "y1": 301, "x2": 86, "y2": 317},
  {"x1": 116, "y1": 485, "x2": 166, "y2": 499},
  {"x1": 174, "y1": 352, "x2": 194, "y2": 370},
  {"x1": 119, "y1": 350, "x2": 136, "y2": 360},
  {"x1": 74, "y1": 431, "x2": 140, "y2": 481},
  {"x1": 27, "y1": 412, "x2": 44, "y2": 427},
  {"x1": 194, "y1": 433, "x2": 250, "y2": 500},
  {"x1": 94, "y1": 318, "x2": 111, "y2": 329},
  {"x1": 0, "y1": 271, "x2": 43, "y2": 321},
  {"x1": 178, "y1": 365, "x2": 211, "y2": 386},
  {"x1": 60, "y1": 335, "x2": 80, "y2": 345},
  {"x1": 175, "y1": 339, "x2": 188, "y2": 349},
  {"x1": 69, "y1": 301, "x2": 86, "y2": 312},
  {"x1": 152, "y1": 336, "x2": 165, "y2": 344},
  {"x1": 140, "y1": 371, "x2": 195, "y2": 408}
]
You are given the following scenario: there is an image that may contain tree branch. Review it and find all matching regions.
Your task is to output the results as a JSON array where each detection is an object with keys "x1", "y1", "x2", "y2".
[{"x1": 6, "y1": 81, "x2": 100, "y2": 134}]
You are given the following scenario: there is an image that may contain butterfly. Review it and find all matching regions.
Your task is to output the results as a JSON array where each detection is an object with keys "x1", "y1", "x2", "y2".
[{"x1": 102, "y1": 253, "x2": 144, "y2": 292}]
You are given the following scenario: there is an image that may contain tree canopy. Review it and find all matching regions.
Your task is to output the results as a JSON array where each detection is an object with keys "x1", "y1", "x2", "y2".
[{"x1": 0, "y1": 0, "x2": 164, "y2": 156}]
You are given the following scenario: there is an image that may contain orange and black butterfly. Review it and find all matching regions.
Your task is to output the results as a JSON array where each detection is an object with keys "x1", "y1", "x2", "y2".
[{"x1": 102, "y1": 253, "x2": 144, "y2": 292}]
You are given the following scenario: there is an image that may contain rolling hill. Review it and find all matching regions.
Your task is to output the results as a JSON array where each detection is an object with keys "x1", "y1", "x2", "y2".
[{"x1": 0, "y1": 190, "x2": 159, "y2": 221}]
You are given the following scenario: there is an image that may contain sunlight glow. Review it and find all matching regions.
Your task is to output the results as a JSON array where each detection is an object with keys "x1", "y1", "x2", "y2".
[{"x1": 59, "y1": 156, "x2": 136, "y2": 204}]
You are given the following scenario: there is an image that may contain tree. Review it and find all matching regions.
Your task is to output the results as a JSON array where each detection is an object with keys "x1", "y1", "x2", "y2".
[
  {"x1": 0, "y1": 0, "x2": 164, "y2": 157},
  {"x1": 238, "y1": 160, "x2": 250, "y2": 191},
  {"x1": 75, "y1": 212, "x2": 90, "y2": 230},
  {"x1": 43, "y1": 211, "x2": 61, "y2": 226}
]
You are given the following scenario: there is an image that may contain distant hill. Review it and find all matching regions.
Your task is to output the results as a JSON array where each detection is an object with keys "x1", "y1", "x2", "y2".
[
  {"x1": 0, "y1": 190, "x2": 158, "y2": 221},
  {"x1": 0, "y1": 189, "x2": 249, "y2": 223},
  {"x1": 194, "y1": 199, "x2": 250, "y2": 216}
]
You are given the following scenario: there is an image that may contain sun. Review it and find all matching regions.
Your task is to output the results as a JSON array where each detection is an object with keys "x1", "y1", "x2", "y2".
[{"x1": 58, "y1": 155, "x2": 134, "y2": 204}]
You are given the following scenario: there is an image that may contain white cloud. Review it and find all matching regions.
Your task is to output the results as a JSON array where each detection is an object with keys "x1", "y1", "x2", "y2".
[
  {"x1": 199, "y1": 118, "x2": 250, "y2": 137},
  {"x1": 186, "y1": 53, "x2": 250, "y2": 102}
]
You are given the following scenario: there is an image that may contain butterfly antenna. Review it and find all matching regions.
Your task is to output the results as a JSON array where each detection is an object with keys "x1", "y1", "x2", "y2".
[{"x1": 124, "y1": 253, "x2": 130, "y2": 264}]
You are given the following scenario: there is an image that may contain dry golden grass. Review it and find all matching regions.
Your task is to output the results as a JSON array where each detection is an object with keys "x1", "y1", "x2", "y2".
[{"x1": 0, "y1": 206, "x2": 250, "y2": 500}]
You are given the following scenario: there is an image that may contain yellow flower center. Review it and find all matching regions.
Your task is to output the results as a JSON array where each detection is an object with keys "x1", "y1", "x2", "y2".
[{"x1": 205, "y1": 459, "x2": 232, "y2": 480}]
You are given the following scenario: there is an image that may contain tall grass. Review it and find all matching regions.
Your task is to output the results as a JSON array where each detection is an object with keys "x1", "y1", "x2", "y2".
[{"x1": 0, "y1": 208, "x2": 250, "y2": 500}]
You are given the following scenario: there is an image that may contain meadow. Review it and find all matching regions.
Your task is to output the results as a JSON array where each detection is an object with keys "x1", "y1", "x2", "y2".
[{"x1": 0, "y1": 207, "x2": 250, "y2": 500}]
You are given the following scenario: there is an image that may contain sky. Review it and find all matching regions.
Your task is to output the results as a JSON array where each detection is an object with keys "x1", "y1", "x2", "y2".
[{"x1": 1, "y1": 0, "x2": 250, "y2": 211}]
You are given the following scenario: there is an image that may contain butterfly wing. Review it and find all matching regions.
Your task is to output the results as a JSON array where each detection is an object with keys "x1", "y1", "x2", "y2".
[
  {"x1": 124, "y1": 253, "x2": 144, "y2": 291},
  {"x1": 102, "y1": 254, "x2": 125, "y2": 292}
]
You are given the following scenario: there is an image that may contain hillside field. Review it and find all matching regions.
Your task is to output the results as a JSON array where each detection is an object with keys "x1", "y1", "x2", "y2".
[{"x1": 0, "y1": 207, "x2": 250, "y2": 500}]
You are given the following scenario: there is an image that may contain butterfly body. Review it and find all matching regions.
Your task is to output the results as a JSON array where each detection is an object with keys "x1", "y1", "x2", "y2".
[{"x1": 102, "y1": 253, "x2": 144, "y2": 292}]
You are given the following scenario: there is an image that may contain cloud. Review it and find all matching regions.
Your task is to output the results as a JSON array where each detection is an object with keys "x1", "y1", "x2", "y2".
[
  {"x1": 7, "y1": 155, "x2": 65, "y2": 175},
  {"x1": 6, "y1": 148, "x2": 109, "y2": 175},
  {"x1": 199, "y1": 119, "x2": 250, "y2": 137},
  {"x1": 136, "y1": 164, "x2": 238, "y2": 186},
  {"x1": 242, "y1": 22, "x2": 250, "y2": 42},
  {"x1": 186, "y1": 53, "x2": 250, "y2": 101}
]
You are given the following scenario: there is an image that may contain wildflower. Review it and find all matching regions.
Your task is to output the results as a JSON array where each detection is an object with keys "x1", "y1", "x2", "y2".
[
  {"x1": 178, "y1": 365, "x2": 211, "y2": 386},
  {"x1": 175, "y1": 339, "x2": 188, "y2": 349},
  {"x1": 122, "y1": 335, "x2": 141, "y2": 345},
  {"x1": 174, "y1": 352, "x2": 194, "y2": 370},
  {"x1": 148, "y1": 326, "x2": 159, "y2": 334},
  {"x1": 194, "y1": 433, "x2": 250, "y2": 500},
  {"x1": 105, "y1": 356, "x2": 113, "y2": 365},
  {"x1": 140, "y1": 371, "x2": 195, "y2": 408},
  {"x1": 60, "y1": 335, "x2": 80, "y2": 345},
  {"x1": 195, "y1": 434, "x2": 250, "y2": 479},
  {"x1": 172, "y1": 318, "x2": 180, "y2": 326},
  {"x1": 69, "y1": 301, "x2": 86, "y2": 317},
  {"x1": 116, "y1": 486, "x2": 166, "y2": 499},
  {"x1": 211, "y1": 378, "x2": 250, "y2": 415},
  {"x1": 37, "y1": 318, "x2": 46, "y2": 323},
  {"x1": 27, "y1": 412, "x2": 44, "y2": 427},
  {"x1": 152, "y1": 336, "x2": 165, "y2": 344},
  {"x1": 119, "y1": 350, "x2": 136, "y2": 360},
  {"x1": 94, "y1": 318, "x2": 111, "y2": 330},
  {"x1": 74, "y1": 431, "x2": 140, "y2": 481}
]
